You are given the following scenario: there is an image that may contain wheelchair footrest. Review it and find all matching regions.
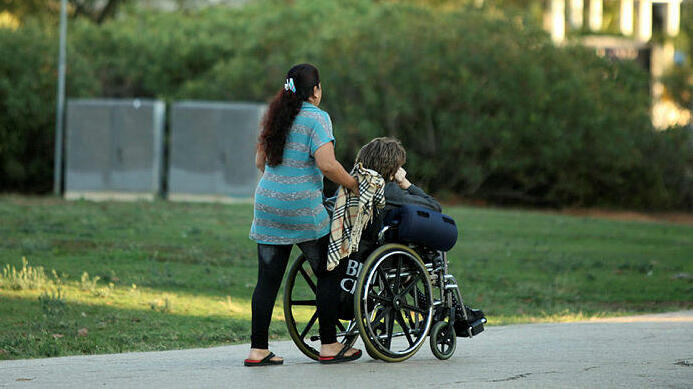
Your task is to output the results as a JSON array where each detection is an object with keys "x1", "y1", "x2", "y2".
[{"x1": 454, "y1": 305, "x2": 486, "y2": 338}]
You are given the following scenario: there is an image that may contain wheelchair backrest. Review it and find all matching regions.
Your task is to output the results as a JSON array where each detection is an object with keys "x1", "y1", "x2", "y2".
[{"x1": 384, "y1": 204, "x2": 458, "y2": 252}]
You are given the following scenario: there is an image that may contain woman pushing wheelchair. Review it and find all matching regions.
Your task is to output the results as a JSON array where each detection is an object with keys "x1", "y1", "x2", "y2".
[
  {"x1": 246, "y1": 64, "x2": 361, "y2": 366},
  {"x1": 247, "y1": 63, "x2": 483, "y2": 366}
]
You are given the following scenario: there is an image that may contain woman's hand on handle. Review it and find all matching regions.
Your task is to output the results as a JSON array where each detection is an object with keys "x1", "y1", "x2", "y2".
[
  {"x1": 314, "y1": 142, "x2": 359, "y2": 196},
  {"x1": 349, "y1": 179, "x2": 359, "y2": 197}
]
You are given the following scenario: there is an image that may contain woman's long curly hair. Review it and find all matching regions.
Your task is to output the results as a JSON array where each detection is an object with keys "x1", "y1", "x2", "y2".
[{"x1": 259, "y1": 64, "x2": 320, "y2": 166}]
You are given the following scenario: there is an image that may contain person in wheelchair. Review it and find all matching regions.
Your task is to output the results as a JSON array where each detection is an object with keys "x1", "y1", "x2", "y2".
[
  {"x1": 328, "y1": 137, "x2": 441, "y2": 318},
  {"x1": 323, "y1": 136, "x2": 440, "y2": 277},
  {"x1": 361, "y1": 137, "x2": 440, "y2": 212},
  {"x1": 352, "y1": 136, "x2": 441, "y2": 254},
  {"x1": 337, "y1": 137, "x2": 486, "y2": 360},
  {"x1": 286, "y1": 137, "x2": 484, "y2": 363}
]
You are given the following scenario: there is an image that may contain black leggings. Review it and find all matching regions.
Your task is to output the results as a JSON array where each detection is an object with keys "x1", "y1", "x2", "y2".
[{"x1": 250, "y1": 234, "x2": 341, "y2": 349}]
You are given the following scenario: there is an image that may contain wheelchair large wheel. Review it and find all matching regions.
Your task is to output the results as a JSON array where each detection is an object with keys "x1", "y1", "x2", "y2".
[
  {"x1": 354, "y1": 244, "x2": 434, "y2": 362},
  {"x1": 283, "y1": 254, "x2": 357, "y2": 361}
]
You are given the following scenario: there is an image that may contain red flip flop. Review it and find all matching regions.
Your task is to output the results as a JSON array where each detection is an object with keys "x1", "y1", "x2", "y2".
[
  {"x1": 319, "y1": 347, "x2": 362, "y2": 364},
  {"x1": 244, "y1": 352, "x2": 284, "y2": 367}
]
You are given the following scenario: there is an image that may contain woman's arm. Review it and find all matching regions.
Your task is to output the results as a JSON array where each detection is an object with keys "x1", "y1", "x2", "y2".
[
  {"x1": 255, "y1": 144, "x2": 266, "y2": 173},
  {"x1": 314, "y1": 142, "x2": 358, "y2": 194}
]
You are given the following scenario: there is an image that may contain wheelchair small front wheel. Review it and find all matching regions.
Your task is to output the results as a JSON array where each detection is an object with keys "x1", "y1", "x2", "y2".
[{"x1": 429, "y1": 321, "x2": 456, "y2": 360}]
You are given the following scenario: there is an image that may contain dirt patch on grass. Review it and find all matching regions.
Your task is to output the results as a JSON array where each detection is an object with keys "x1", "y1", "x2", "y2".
[
  {"x1": 593, "y1": 301, "x2": 693, "y2": 311},
  {"x1": 557, "y1": 209, "x2": 693, "y2": 225},
  {"x1": 51, "y1": 239, "x2": 115, "y2": 253},
  {"x1": 440, "y1": 195, "x2": 693, "y2": 225},
  {"x1": 5, "y1": 195, "x2": 691, "y2": 225},
  {"x1": 1, "y1": 194, "x2": 68, "y2": 206}
]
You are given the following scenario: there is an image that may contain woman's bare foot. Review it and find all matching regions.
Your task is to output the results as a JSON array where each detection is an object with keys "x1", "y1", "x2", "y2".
[
  {"x1": 319, "y1": 342, "x2": 360, "y2": 357},
  {"x1": 247, "y1": 348, "x2": 283, "y2": 363}
]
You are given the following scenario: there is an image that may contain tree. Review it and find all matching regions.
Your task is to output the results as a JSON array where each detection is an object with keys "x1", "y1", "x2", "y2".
[
  {"x1": 663, "y1": 3, "x2": 693, "y2": 110},
  {"x1": 0, "y1": 0, "x2": 129, "y2": 24}
]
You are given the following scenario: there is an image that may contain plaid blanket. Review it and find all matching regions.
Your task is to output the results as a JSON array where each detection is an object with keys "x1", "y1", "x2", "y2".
[{"x1": 327, "y1": 163, "x2": 385, "y2": 271}]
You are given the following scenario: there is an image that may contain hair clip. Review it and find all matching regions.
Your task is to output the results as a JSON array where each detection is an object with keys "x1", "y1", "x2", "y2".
[{"x1": 284, "y1": 78, "x2": 296, "y2": 93}]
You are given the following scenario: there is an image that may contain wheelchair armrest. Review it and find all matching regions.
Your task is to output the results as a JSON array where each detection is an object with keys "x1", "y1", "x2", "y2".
[{"x1": 377, "y1": 225, "x2": 391, "y2": 244}]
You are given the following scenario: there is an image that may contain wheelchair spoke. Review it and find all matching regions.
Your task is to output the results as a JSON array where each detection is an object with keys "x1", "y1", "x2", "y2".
[
  {"x1": 401, "y1": 303, "x2": 427, "y2": 314},
  {"x1": 403, "y1": 307, "x2": 417, "y2": 331},
  {"x1": 395, "y1": 257, "x2": 402, "y2": 293},
  {"x1": 384, "y1": 309, "x2": 396, "y2": 349},
  {"x1": 395, "y1": 310, "x2": 416, "y2": 347},
  {"x1": 376, "y1": 267, "x2": 395, "y2": 297},
  {"x1": 400, "y1": 273, "x2": 422, "y2": 297},
  {"x1": 298, "y1": 266, "x2": 317, "y2": 294},
  {"x1": 368, "y1": 292, "x2": 392, "y2": 304},
  {"x1": 291, "y1": 299, "x2": 316, "y2": 306},
  {"x1": 300, "y1": 310, "x2": 319, "y2": 339},
  {"x1": 336, "y1": 320, "x2": 346, "y2": 332},
  {"x1": 370, "y1": 306, "x2": 390, "y2": 326}
]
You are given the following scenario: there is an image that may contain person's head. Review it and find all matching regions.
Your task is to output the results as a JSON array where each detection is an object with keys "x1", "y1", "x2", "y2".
[
  {"x1": 259, "y1": 63, "x2": 322, "y2": 166},
  {"x1": 355, "y1": 137, "x2": 406, "y2": 181}
]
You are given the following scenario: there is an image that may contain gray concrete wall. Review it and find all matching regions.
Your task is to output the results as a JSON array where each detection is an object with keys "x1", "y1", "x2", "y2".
[
  {"x1": 64, "y1": 99, "x2": 165, "y2": 200},
  {"x1": 168, "y1": 101, "x2": 265, "y2": 202}
]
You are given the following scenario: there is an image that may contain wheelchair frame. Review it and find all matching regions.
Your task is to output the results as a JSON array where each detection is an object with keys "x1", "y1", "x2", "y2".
[{"x1": 283, "y1": 224, "x2": 481, "y2": 362}]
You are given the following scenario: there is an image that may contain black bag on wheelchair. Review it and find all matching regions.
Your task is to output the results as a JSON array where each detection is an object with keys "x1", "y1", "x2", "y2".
[{"x1": 386, "y1": 204, "x2": 458, "y2": 251}]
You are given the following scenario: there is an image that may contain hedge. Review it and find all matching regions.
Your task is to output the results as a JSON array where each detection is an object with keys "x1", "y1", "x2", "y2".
[
  {"x1": 1, "y1": 0, "x2": 691, "y2": 209},
  {"x1": 0, "y1": 23, "x2": 98, "y2": 192}
]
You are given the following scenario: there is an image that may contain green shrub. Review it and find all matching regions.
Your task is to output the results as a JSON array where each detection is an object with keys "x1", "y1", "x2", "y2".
[
  {"x1": 642, "y1": 127, "x2": 693, "y2": 209},
  {"x1": 2, "y1": 0, "x2": 691, "y2": 209},
  {"x1": 79, "y1": 271, "x2": 114, "y2": 297},
  {"x1": 38, "y1": 287, "x2": 66, "y2": 316},
  {"x1": 0, "y1": 22, "x2": 98, "y2": 192},
  {"x1": 149, "y1": 296, "x2": 172, "y2": 313},
  {"x1": 662, "y1": 3, "x2": 693, "y2": 110},
  {"x1": 0, "y1": 257, "x2": 50, "y2": 290},
  {"x1": 662, "y1": 66, "x2": 693, "y2": 109},
  {"x1": 79, "y1": 272, "x2": 100, "y2": 292}
]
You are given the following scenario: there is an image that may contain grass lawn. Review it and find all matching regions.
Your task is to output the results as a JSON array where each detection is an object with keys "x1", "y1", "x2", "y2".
[{"x1": 1, "y1": 195, "x2": 691, "y2": 360}]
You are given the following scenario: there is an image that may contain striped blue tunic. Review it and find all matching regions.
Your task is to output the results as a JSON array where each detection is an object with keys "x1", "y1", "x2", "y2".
[{"x1": 249, "y1": 102, "x2": 335, "y2": 245}]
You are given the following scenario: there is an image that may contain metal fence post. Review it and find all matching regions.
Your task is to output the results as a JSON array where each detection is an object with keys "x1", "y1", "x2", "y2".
[{"x1": 53, "y1": 0, "x2": 67, "y2": 196}]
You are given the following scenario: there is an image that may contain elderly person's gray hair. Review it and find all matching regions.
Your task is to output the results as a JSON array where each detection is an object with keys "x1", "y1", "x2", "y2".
[{"x1": 355, "y1": 137, "x2": 406, "y2": 181}]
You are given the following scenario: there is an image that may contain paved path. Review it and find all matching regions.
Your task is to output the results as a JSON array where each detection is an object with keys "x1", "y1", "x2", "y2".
[{"x1": 2, "y1": 311, "x2": 692, "y2": 388}]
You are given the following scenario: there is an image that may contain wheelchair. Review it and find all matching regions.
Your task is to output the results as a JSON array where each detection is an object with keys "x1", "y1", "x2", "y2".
[{"x1": 283, "y1": 205, "x2": 486, "y2": 362}]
